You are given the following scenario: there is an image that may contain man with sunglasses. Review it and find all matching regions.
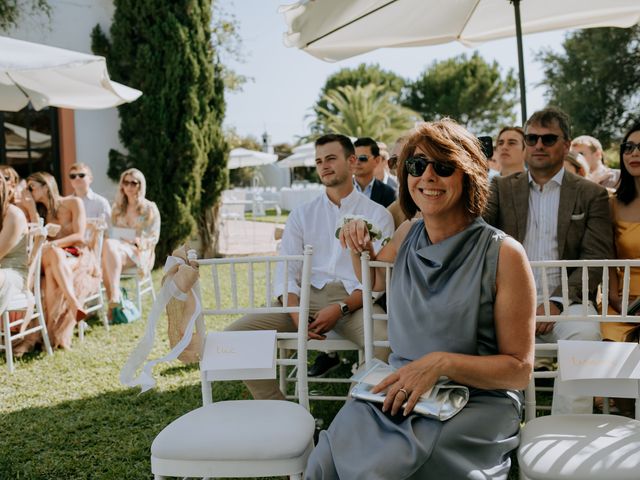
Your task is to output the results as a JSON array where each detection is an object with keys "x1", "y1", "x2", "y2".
[
  {"x1": 353, "y1": 137, "x2": 396, "y2": 208},
  {"x1": 484, "y1": 107, "x2": 613, "y2": 415},
  {"x1": 69, "y1": 163, "x2": 111, "y2": 224},
  {"x1": 225, "y1": 133, "x2": 394, "y2": 398}
]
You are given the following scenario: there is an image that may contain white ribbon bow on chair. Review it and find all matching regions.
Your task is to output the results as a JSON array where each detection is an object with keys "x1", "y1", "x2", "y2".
[{"x1": 120, "y1": 252, "x2": 202, "y2": 392}]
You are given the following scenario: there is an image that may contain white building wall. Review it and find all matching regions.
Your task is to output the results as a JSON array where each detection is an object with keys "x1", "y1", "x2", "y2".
[{"x1": 7, "y1": 0, "x2": 122, "y2": 202}]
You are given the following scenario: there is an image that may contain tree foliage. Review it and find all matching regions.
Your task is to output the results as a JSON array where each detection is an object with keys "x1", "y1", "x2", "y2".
[
  {"x1": 311, "y1": 63, "x2": 406, "y2": 134},
  {"x1": 91, "y1": 0, "x2": 227, "y2": 261},
  {"x1": 537, "y1": 26, "x2": 640, "y2": 147},
  {"x1": 403, "y1": 52, "x2": 517, "y2": 135},
  {"x1": 311, "y1": 84, "x2": 421, "y2": 145},
  {"x1": 0, "y1": 0, "x2": 49, "y2": 31}
]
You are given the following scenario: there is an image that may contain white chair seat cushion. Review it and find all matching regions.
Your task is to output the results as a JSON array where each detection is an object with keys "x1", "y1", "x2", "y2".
[
  {"x1": 519, "y1": 414, "x2": 640, "y2": 479},
  {"x1": 6, "y1": 291, "x2": 31, "y2": 310},
  {"x1": 151, "y1": 400, "x2": 315, "y2": 461}
]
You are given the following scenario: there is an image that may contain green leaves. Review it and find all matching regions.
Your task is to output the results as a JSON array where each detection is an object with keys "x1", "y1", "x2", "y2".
[
  {"x1": 537, "y1": 26, "x2": 640, "y2": 147},
  {"x1": 403, "y1": 52, "x2": 517, "y2": 135}
]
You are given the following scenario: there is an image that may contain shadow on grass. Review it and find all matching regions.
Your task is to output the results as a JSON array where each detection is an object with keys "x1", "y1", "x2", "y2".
[{"x1": 0, "y1": 382, "x2": 251, "y2": 480}]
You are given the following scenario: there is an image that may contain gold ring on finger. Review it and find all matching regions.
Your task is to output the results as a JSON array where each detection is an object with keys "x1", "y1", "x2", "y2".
[{"x1": 398, "y1": 388, "x2": 408, "y2": 399}]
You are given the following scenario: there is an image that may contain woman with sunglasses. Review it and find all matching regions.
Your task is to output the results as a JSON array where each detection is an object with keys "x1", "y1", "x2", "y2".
[
  {"x1": 602, "y1": 123, "x2": 640, "y2": 345},
  {"x1": 307, "y1": 120, "x2": 535, "y2": 479},
  {"x1": 102, "y1": 168, "x2": 160, "y2": 319},
  {"x1": 20, "y1": 171, "x2": 98, "y2": 351},
  {"x1": 0, "y1": 175, "x2": 29, "y2": 333}
]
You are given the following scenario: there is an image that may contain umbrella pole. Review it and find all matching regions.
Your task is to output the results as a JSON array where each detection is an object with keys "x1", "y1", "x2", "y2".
[{"x1": 511, "y1": 0, "x2": 528, "y2": 124}]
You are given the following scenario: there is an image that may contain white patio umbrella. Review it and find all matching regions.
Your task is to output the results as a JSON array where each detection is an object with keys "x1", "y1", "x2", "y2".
[
  {"x1": 228, "y1": 148, "x2": 278, "y2": 169},
  {"x1": 280, "y1": 0, "x2": 640, "y2": 123},
  {"x1": 0, "y1": 35, "x2": 142, "y2": 112},
  {"x1": 277, "y1": 141, "x2": 315, "y2": 168}
]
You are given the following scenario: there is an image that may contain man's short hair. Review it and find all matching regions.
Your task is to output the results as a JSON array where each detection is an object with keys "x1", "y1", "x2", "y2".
[
  {"x1": 315, "y1": 134, "x2": 355, "y2": 158},
  {"x1": 497, "y1": 126, "x2": 525, "y2": 149},
  {"x1": 69, "y1": 162, "x2": 93, "y2": 176},
  {"x1": 354, "y1": 137, "x2": 380, "y2": 157},
  {"x1": 571, "y1": 135, "x2": 603, "y2": 155},
  {"x1": 525, "y1": 106, "x2": 572, "y2": 141}
]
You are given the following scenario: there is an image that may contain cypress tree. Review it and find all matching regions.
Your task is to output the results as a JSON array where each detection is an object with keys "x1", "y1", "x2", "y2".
[{"x1": 91, "y1": 0, "x2": 227, "y2": 262}]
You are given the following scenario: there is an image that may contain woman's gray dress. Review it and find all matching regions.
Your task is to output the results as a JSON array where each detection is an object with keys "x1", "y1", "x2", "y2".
[{"x1": 305, "y1": 218, "x2": 523, "y2": 480}]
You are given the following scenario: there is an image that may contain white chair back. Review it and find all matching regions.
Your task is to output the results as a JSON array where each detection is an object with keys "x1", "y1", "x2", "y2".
[
  {"x1": 360, "y1": 251, "x2": 393, "y2": 363},
  {"x1": 194, "y1": 245, "x2": 313, "y2": 409},
  {"x1": 525, "y1": 259, "x2": 640, "y2": 421}
]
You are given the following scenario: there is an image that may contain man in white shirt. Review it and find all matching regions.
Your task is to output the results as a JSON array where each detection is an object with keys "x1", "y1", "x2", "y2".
[
  {"x1": 226, "y1": 133, "x2": 394, "y2": 400},
  {"x1": 484, "y1": 107, "x2": 613, "y2": 414},
  {"x1": 69, "y1": 163, "x2": 111, "y2": 222}
]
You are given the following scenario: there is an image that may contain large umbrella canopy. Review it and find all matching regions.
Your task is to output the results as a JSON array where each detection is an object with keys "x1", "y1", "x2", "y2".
[
  {"x1": 280, "y1": 0, "x2": 640, "y2": 122},
  {"x1": 228, "y1": 148, "x2": 278, "y2": 169},
  {"x1": 278, "y1": 142, "x2": 315, "y2": 168},
  {"x1": 0, "y1": 36, "x2": 142, "y2": 112}
]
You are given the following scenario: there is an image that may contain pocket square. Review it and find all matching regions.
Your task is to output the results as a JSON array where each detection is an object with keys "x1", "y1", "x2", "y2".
[{"x1": 571, "y1": 213, "x2": 585, "y2": 220}]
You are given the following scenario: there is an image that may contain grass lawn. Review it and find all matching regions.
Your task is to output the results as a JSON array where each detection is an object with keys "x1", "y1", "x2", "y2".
[
  {"x1": 0, "y1": 264, "x2": 345, "y2": 480},
  {"x1": 244, "y1": 208, "x2": 289, "y2": 224}
]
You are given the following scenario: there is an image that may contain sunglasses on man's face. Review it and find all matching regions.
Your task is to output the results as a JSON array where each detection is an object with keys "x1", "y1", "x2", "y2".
[
  {"x1": 524, "y1": 133, "x2": 563, "y2": 147},
  {"x1": 357, "y1": 155, "x2": 371, "y2": 162},
  {"x1": 621, "y1": 141, "x2": 640, "y2": 155},
  {"x1": 122, "y1": 180, "x2": 140, "y2": 187},
  {"x1": 69, "y1": 172, "x2": 87, "y2": 180},
  {"x1": 405, "y1": 156, "x2": 456, "y2": 178}
]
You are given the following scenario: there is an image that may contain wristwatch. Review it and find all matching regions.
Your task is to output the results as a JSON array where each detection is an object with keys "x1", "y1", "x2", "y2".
[{"x1": 337, "y1": 302, "x2": 350, "y2": 316}]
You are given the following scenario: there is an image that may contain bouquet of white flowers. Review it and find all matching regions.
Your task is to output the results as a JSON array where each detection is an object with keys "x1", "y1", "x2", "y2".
[{"x1": 335, "y1": 214, "x2": 390, "y2": 246}]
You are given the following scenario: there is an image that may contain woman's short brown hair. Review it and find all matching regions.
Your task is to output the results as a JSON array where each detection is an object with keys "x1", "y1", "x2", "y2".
[{"x1": 397, "y1": 119, "x2": 490, "y2": 220}]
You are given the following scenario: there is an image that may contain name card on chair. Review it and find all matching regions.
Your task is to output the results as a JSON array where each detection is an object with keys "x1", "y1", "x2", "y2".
[
  {"x1": 558, "y1": 340, "x2": 640, "y2": 398},
  {"x1": 200, "y1": 330, "x2": 277, "y2": 381}
]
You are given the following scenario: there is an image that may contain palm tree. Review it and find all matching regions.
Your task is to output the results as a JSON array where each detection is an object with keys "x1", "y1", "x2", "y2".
[{"x1": 311, "y1": 84, "x2": 421, "y2": 144}]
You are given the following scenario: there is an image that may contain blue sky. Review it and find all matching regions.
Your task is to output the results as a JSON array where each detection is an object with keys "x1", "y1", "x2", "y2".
[{"x1": 221, "y1": 0, "x2": 570, "y2": 145}]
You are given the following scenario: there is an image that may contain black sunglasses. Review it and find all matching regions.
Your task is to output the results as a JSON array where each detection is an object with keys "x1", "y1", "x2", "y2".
[
  {"x1": 405, "y1": 156, "x2": 455, "y2": 178},
  {"x1": 122, "y1": 179, "x2": 140, "y2": 187},
  {"x1": 69, "y1": 172, "x2": 87, "y2": 179},
  {"x1": 357, "y1": 155, "x2": 370, "y2": 162},
  {"x1": 621, "y1": 141, "x2": 640, "y2": 155},
  {"x1": 524, "y1": 133, "x2": 563, "y2": 147}
]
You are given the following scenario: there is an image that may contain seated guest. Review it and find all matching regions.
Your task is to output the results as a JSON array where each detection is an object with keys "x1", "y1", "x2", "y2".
[
  {"x1": 603, "y1": 123, "x2": 640, "y2": 341},
  {"x1": 386, "y1": 136, "x2": 417, "y2": 229},
  {"x1": 0, "y1": 165, "x2": 28, "y2": 217},
  {"x1": 226, "y1": 133, "x2": 394, "y2": 398},
  {"x1": 495, "y1": 126, "x2": 526, "y2": 176},
  {"x1": 571, "y1": 134, "x2": 620, "y2": 188},
  {"x1": 564, "y1": 151, "x2": 589, "y2": 177},
  {"x1": 0, "y1": 175, "x2": 29, "y2": 322},
  {"x1": 306, "y1": 119, "x2": 535, "y2": 478},
  {"x1": 68, "y1": 163, "x2": 111, "y2": 223},
  {"x1": 484, "y1": 107, "x2": 613, "y2": 414},
  {"x1": 353, "y1": 137, "x2": 396, "y2": 208},
  {"x1": 601, "y1": 123, "x2": 640, "y2": 417},
  {"x1": 102, "y1": 168, "x2": 160, "y2": 319},
  {"x1": 374, "y1": 142, "x2": 399, "y2": 191},
  {"x1": 22, "y1": 172, "x2": 99, "y2": 350}
]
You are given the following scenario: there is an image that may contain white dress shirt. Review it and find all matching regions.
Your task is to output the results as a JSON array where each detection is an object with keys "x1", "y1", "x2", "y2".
[
  {"x1": 275, "y1": 188, "x2": 394, "y2": 298},
  {"x1": 523, "y1": 168, "x2": 564, "y2": 304},
  {"x1": 77, "y1": 188, "x2": 112, "y2": 222},
  {"x1": 353, "y1": 177, "x2": 375, "y2": 198}
]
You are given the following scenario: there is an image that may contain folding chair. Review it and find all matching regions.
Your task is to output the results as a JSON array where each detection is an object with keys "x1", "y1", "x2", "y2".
[
  {"x1": 1, "y1": 221, "x2": 53, "y2": 373},
  {"x1": 518, "y1": 259, "x2": 640, "y2": 479},
  {"x1": 121, "y1": 261, "x2": 156, "y2": 314},
  {"x1": 150, "y1": 246, "x2": 315, "y2": 479},
  {"x1": 78, "y1": 217, "x2": 109, "y2": 340}
]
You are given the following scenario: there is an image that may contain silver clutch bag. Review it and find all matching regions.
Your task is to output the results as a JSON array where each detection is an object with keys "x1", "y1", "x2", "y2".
[{"x1": 350, "y1": 359, "x2": 469, "y2": 421}]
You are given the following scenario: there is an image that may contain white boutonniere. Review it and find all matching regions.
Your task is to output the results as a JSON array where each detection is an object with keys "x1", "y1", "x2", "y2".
[{"x1": 335, "y1": 215, "x2": 390, "y2": 246}]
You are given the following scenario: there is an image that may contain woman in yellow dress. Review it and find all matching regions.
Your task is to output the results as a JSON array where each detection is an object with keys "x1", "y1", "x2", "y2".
[{"x1": 602, "y1": 123, "x2": 640, "y2": 342}]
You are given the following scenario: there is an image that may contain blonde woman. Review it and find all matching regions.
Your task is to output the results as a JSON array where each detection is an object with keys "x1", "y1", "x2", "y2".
[
  {"x1": 102, "y1": 168, "x2": 160, "y2": 318},
  {"x1": 22, "y1": 172, "x2": 99, "y2": 350}
]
